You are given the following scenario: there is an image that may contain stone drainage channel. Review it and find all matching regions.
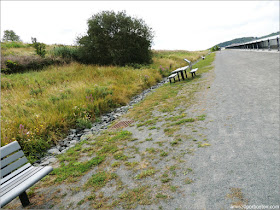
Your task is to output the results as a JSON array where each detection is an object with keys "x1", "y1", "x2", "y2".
[
  {"x1": 36, "y1": 55, "x2": 207, "y2": 166},
  {"x1": 36, "y1": 78, "x2": 169, "y2": 166}
]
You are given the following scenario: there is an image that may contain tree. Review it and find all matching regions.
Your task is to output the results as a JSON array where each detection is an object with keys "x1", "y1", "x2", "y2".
[
  {"x1": 2, "y1": 30, "x2": 21, "y2": 42},
  {"x1": 77, "y1": 11, "x2": 154, "y2": 66}
]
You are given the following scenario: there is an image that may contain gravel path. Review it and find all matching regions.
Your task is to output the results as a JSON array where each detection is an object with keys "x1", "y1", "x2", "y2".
[{"x1": 184, "y1": 50, "x2": 280, "y2": 209}]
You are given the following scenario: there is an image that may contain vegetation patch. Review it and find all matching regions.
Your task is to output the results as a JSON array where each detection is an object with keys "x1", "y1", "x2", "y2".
[
  {"x1": 52, "y1": 156, "x2": 105, "y2": 183},
  {"x1": 135, "y1": 168, "x2": 155, "y2": 179},
  {"x1": 85, "y1": 171, "x2": 117, "y2": 191},
  {"x1": 118, "y1": 186, "x2": 152, "y2": 208}
]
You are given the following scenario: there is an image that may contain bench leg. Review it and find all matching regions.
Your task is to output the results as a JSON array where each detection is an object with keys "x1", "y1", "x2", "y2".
[
  {"x1": 177, "y1": 73, "x2": 180, "y2": 81},
  {"x1": 169, "y1": 78, "x2": 171, "y2": 84},
  {"x1": 180, "y1": 71, "x2": 185, "y2": 80},
  {"x1": 19, "y1": 191, "x2": 30, "y2": 207}
]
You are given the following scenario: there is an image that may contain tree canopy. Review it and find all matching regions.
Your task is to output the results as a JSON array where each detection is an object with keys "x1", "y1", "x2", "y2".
[
  {"x1": 77, "y1": 11, "x2": 154, "y2": 66},
  {"x1": 2, "y1": 30, "x2": 21, "y2": 42}
]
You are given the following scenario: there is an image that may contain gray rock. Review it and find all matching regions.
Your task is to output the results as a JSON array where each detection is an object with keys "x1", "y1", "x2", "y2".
[
  {"x1": 69, "y1": 129, "x2": 77, "y2": 134},
  {"x1": 40, "y1": 160, "x2": 50, "y2": 166},
  {"x1": 48, "y1": 157, "x2": 57, "y2": 163},
  {"x1": 70, "y1": 140, "x2": 77, "y2": 145},
  {"x1": 47, "y1": 148, "x2": 60, "y2": 155}
]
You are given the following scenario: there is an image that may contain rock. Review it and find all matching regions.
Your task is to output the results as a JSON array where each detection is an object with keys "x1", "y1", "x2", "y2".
[
  {"x1": 69, "y1": 129, "x2": 77, "y2": 134},
  {"x1": 47, "y1": 148, "x2": 60, "y2": 155},
  {"x1": 48, "y1": 157, "x2": 57, "y2": 163},
  {"x1": 40, "y1": 160, "x2": 50, "y2": 166},
  {"x1": 80, "y1": 134, "x2": 91, "y2": 141},
  {"x1": 83, "y1": 128, "x2": 91, "y2": 133},
  {"x1": 70, "y1": 140, "x2": 77, "y2": 145},
  {"x1": 68, "y1": 134, "x2": 75, "y2": 140}
]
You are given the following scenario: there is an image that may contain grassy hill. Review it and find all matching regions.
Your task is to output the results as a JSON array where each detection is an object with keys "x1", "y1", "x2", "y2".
[
  {"x1": 1, "y1": 44, "x2": 208, "y2": 162},
  {"x1": 216, "y1": 31, "x2": 279, "y2": 48}
]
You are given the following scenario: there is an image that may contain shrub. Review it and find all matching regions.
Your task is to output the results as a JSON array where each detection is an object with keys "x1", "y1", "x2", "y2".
[
  {"x1": 51, "y1": 46, "x2": 79, "y2": 61},
  {"x1": 1, "y1": 55, "x2": 64, "y2": 74},
  {"x1": 31, "y1": 37, "x2": 46, "y2": 57},
  {"x1": 77, "y1": 10, "x2": 154, "y2": 66}
]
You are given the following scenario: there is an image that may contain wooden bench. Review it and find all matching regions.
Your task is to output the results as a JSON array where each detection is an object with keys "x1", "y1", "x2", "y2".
[
  {"x1": 190, "y1": 68, "x2": 198, "y2": 78},
  {"x1": 0, "y1": 141, "x2": 53, "y2": 208}
]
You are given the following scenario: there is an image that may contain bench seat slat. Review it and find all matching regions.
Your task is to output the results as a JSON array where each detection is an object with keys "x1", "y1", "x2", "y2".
[
  {"x1": 1, "y1": 167, "x2": 41, "y2": 196},
  {"x1": 168, "y1": 73, "x2": 177, "y2": 78},
  {"x1": 190, "y1": 68, "x2": 198, "y2": 73},
  {"x1": 1, "y1": 163, "x2": 31, "y2": 185},
  {"x1": 0, "y1": 166, "x2": 53, "y2": 208},
  {"x1": 0, "y1": 141, "x2": 21, "y2": 159},
  {"x1": 1, "y1": 151, "x2": 25, "y2": 169},
  {"x1": 1, "y1": 157, "x2": 28, "y2": 178}
]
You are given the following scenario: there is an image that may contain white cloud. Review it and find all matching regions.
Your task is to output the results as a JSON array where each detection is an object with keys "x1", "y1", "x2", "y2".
[{"x1": 1, "y1": 1, "x2": 279, "y2": 50}]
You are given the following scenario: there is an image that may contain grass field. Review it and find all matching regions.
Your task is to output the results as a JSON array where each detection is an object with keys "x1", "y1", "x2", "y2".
[{"x1": 1, "y1": 47, "x2": 207, "y2": 162}]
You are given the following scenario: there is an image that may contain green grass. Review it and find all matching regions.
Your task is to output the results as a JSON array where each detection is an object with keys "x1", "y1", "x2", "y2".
[
  {"x1": 135, "y1": 169, "x2": 155, "y2": 179},
  {"x1": 52, "y1": 155, "x2": 105, "y2": 183},
  {"x1": 85, "y1": 171, "x2": 117, "y2": 191}
]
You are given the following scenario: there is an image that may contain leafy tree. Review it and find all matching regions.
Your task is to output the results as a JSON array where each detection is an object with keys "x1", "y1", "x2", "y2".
[
  {"x1": 2, "y1": 30, "x2": 21, "y2": 42},
  {"x1": 77, "y1": 10, "x2": 154, "y2": 66},
  {"x1": 31, "y1": 37, "x2": 46, "y2": 57}
]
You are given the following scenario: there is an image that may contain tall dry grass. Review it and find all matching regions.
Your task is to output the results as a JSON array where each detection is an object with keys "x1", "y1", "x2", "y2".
[{"x1": 1, "y1": 50, "x2": 208, "y2": 161}]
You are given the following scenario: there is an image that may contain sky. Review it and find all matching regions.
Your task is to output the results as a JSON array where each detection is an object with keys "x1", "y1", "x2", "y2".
[{"x1": 1, "y1": 1, "x2": 279, "y2": 51}]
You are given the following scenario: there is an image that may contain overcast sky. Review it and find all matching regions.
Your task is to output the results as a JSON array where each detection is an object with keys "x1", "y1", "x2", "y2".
[{"x1": 1, "y1": 1, "x2": 279, "y2": 51}]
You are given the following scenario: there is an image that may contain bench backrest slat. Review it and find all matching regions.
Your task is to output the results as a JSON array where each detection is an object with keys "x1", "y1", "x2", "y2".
[
  {"x1": 1, "y1": 150, "x2": 25, "y2": 169},
  {"x1": 0, "y1": 141, "x2": 21, "y2": 159},
  {"x1": 1, "y1": 157, "x2": 28, "y2": 178}
]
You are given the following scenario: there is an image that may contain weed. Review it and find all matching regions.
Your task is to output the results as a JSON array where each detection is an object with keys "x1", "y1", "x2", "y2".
[
  {"x1": 161, "y1": 178, "x2": 172, "y2": 183},
  {"x1": 52, "y1": 156, "x2": 105, "y2": 183},
  {"x1": 77, "y1": 199, "x2": 85, "y2": 206},
  {"x1": 111, "y1": 161, "x2": 121, "y2": 168},
  {"x1": 197, "y1": 114, "x2": 206, "y2": 121},
  {"x1": 171, "y1": 118, "x2": 195, "y2": 126},
  {"x1": 160, "y1": 151, "x2": 168, "y2": 157},
  {"x1": 156, "y1": 193, "x2": 168, "y2": 199},
  {"x1": 146, "y1": 148, "x2": 156, "y2": 154},
  {"x1": 114, "y1": 151, "x2": 128, "y2": 161},
  {"x1": 85, "y1": 171, "x2": 117, "y2": 191},
  {"x1": 198, "y1": 143, "x2": 211, "y2": 148},
  {"x1": 135, "y1": 169, "x2": 155, "y2": 179},
  {"x1": 185, "y1": 178, "x2": 193, "y2": 184},
  {"x1": 145, "y1": 138, "x2": 153, "y2": 141},
  {"x1": 118, "y1": 186, "x2": 152, "y2": 208}
]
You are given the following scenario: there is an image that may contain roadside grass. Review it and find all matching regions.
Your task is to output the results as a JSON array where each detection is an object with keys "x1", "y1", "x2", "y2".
[{"x1": 1, "y1": 50, "x2": 208, "y2": 162}]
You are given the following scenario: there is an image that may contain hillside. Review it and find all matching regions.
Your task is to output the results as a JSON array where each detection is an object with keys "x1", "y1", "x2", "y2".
[{"x1": 216, "y1": 31, "x2": 279, "y2": 48}]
